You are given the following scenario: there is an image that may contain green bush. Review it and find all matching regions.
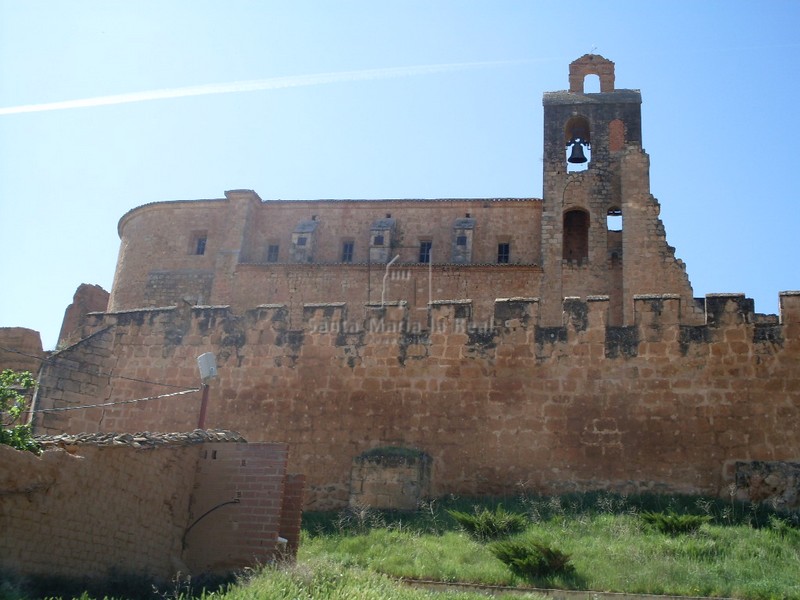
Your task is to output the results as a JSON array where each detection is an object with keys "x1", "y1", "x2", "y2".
[
  {"x1": 447, "y1": 505, "x2": 527, "y2": 541},
  {"x1": 489, "y1": 539, "x2": 574, "y2": 581},
  {"x1": 641, "y1": 510, "x2": 711, "y2": 535},
  {"x1": 0, "y1": 370, "x2": 39, "y2": 454}
]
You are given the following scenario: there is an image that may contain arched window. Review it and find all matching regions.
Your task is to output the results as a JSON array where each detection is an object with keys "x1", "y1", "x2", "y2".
[
  {"x1": 583, "y1": 74, "x2": 600, "y2": 93},
  {"x1": 563, "y1": 209, "x2": 589, "y2": 264},
  {"x1": 565, "y1": 116, "x2": 591, "y2": 172}
]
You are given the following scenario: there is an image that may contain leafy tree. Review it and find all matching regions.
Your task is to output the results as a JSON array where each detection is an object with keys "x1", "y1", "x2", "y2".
[{"x1": 0, "y1": 369, "x2": 40, "y2": 454}]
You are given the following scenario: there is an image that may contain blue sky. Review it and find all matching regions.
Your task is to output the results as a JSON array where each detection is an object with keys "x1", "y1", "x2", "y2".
[{"x1": 1, "y1": 1, "x2": 798, "y2": 350}]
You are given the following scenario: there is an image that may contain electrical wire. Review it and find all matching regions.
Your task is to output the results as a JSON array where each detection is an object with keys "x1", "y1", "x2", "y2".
[
  {"x1": 0, "y1": 344, "x2": 191, "y2": 389},
  {"x1": 32, "y1": 387, "x2": 201, "y2": 413}
]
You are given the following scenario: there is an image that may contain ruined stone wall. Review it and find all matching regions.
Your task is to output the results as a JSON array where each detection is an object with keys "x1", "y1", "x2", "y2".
[
  {"x1": 0, "y1": 327, "x2": 44, "y2": 373},
  {"x1": 619, "y1": 147, "x2": 701, "y2": 325},
  {"x1": 0, "y1": 433, "x2": 304, "y2": 584},
  {"x1": 33, "y1": 292, "x2": 800, "y2": 510},
  {"x1": 58, "y1": 284, "x2": 110, "y2": 348}
]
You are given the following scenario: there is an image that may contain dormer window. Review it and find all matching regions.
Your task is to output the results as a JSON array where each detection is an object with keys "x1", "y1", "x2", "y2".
[
  {"x1": 369, "y1": 217, "x2": 396, "y2": 264},
  {"x1": 291, "y1": 220, "x2": 318, "y2": 263},
  {"x1": 451, "y1": 217, "x2": 475, "y2": 263}
]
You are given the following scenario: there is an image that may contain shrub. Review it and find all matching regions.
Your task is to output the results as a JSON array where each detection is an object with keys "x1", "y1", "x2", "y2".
[
  {"x1": 0, "y1": 369, "x2": 39, "y2": 454},
  {"x1": 447, "y1": 505, "x2": 527, "y2": 541},
  {"x1": 489, "y1": 539, "x2": 574, "y2": 581},
  {"x1": 641, "y1": 510, "x2": 711, "y2": 535}
]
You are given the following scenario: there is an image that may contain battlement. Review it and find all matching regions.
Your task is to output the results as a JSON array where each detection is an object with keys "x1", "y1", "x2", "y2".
[{"x1": 73, "y1": 291, "x2": 799, "y2": 366}]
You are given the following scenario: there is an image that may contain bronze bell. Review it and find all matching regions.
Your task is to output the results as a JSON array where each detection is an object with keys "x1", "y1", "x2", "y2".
[{"x1": 567, "y1": 139, "x2": 588, "y2": 164}]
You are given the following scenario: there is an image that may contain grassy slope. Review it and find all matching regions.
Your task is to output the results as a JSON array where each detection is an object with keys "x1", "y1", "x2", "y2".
[{"x1": 299, "y1": 494, "x2": 800, "y2": 600}]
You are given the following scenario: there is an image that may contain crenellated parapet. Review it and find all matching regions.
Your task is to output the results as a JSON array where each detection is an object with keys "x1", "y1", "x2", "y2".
[{"x1": 64, "y1": 291, "x2": 799, "y2": 372}]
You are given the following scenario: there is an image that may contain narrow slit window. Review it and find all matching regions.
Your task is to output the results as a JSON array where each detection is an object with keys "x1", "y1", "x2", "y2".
[
  {"x1": 267, "y1": 244, "x2": 280, "y2": 263},
  {"x1": 195, "y1": 236, "x2": 207, "y2": 255}
]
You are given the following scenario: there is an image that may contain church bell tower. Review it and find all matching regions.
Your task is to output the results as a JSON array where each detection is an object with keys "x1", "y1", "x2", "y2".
[{"x1": 540, "y1": 55, "x2": 643, "y2": 325}]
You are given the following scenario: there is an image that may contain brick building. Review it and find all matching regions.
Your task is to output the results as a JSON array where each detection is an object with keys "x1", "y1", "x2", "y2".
[{"x1": 33, "y1": 55, "x2": 800, "y2": 510}]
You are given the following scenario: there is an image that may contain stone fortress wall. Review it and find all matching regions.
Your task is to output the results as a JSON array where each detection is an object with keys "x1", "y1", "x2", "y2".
[{"x1": 34, "y1": 292, "x2": 800, "y2": 510}]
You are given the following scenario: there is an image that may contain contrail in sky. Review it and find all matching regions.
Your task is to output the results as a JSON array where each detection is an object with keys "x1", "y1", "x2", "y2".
[{"x1": 0, "y1": 60, "x2": 537, "y2": 116}]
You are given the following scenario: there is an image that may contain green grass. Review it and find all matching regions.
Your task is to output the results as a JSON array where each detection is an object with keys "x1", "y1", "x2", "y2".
[
  {"x1": 300, "y1": 493, "x2": 800, "y2": 600},
  {"x1": 4, "y1": 493, "x2": 798, "y2": 599}
]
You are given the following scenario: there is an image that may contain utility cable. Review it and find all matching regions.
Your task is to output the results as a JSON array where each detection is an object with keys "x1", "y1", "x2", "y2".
[
  {"x1": 31, "y1": 387, "x2": 201, "y2": 413},
  {"x1": 0, "y1": 345, "x2": 190, "y2": 389}
]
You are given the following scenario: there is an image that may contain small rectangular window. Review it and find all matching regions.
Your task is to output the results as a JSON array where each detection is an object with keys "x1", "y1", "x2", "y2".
[
  {"x1": 497, "y1": 242, "x2": 510, "y2": 264},
  {"x1": 373, "y1": 234, "x2": 384, "y2": 246},
  {"x1": 419, "y1": 240, "x2": 432, "y2": 264},
  {"x1": 456, "y1": 235, "x2": 467, "y2": 246},
  {"x1": 296, "y1": 236, "x2": 307, "y2": 246},
  {"x1": 342, "y1": 240, "x2": 354, "y2": 263},
  {"x1": 267, "y1": 244, "x2": 279, "y2": 262},
  {"x1": 190, "y1": 231, "x2": 208, "y2": 255}
]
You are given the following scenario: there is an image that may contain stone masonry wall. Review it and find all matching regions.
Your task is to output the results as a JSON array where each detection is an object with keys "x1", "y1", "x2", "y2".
[
  {"x1": 58, "y1": 283, "x2": 110, "y2": 348},
  {"x1": 0, "y1": 327, "x2": 44, "y2": 373},
  {"x1": 32, "y1": 292, "x2": 800, "y2": 510},
  {"x1": 0, "y1": 438, "x2": 200, "y2": 582},
  {"x1": 109, "y1": 195, "x2": 543, "y2": 315},
  {"x1": 0, "y1": 432, "x2": 304, "y2": 584}
]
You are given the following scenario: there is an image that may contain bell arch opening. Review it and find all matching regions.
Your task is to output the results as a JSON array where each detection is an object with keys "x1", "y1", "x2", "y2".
[
  {"x1": 563, "y1": 209, "x2": 590, "y2": 265},
  {"x1": 583, "y1": 74, "x2": 601, "y2": 93},
  {"x1": 565, "y1": 116, "x2": 591, "y2": 172}
]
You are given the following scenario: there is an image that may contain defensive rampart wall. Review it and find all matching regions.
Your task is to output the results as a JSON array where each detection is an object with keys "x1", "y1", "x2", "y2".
[{"x1": 33, "y1": 292, "x2": 800, "y2": 510}]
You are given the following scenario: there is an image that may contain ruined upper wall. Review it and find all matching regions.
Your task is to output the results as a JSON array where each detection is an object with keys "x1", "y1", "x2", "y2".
[
  {"x1": 0, "y1": 327, "x2": 44, "y2": 373},
  {"x1": 58, "y1": 284, "x2": 110, "y2": 348}
]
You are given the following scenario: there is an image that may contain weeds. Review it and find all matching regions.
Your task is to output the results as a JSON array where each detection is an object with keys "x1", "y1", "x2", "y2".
[
  {"x1": 489, "y1": 539, "x2": 574, "y2": 582},
  {"x1": 446, "y1": 505, "x2": 527, "y2": 541},
  {"x1": 640, "y1": 510, "x2": 712, "y2": 535}
]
